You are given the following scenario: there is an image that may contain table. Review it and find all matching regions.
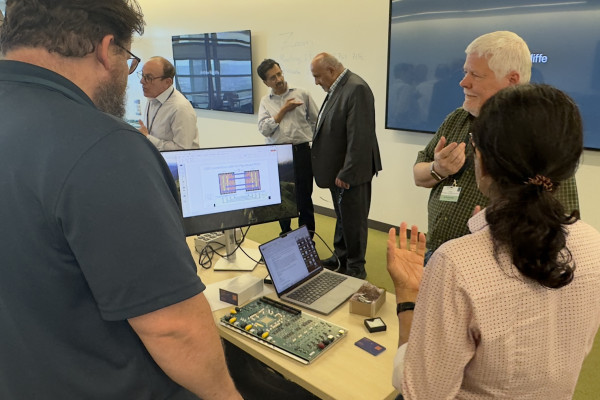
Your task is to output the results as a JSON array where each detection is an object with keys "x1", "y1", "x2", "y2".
[{"x1": 187, "y1": 236, "x2": 399, "y2": 400}]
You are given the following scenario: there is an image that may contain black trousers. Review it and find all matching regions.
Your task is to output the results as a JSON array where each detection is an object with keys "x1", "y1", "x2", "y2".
[
  {"x1": 329, "y1": 181, "x2": 371, "y2": 273},
  {"x1": 279, "y1": 142, "x2": 315, "y2": 236},
  {"x1": 224, "y1": 340, "x2": 319, "y2": 400}
]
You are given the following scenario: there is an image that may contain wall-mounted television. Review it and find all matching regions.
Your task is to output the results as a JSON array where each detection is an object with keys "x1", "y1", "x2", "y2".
[
  {"x1": 386, "y1": 0, "x2": 600, "y2": 150},
  {"x1": 172, "y1": 30, "x2": 254, "y2": 114},
  {"x1": 161, "y1": 144, "x2": 297, "y2": 269}
]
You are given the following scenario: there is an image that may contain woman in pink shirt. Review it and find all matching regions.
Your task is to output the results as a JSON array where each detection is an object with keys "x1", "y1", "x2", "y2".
[{"x1": 389, "y1": 84, "x2": 600, "y2": 399}]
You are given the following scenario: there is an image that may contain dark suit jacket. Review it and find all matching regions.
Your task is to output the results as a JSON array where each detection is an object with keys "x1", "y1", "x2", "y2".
[{"x1": 312, "y1": 70, "x2": 382, "y2": 188}]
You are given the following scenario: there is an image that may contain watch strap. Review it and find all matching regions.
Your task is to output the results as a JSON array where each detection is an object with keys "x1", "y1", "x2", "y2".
[
  {"x1": 396, "y1": 302, "x2": 416, "y2": 314},
  {"x1": 430, "y1": 161, "x2": 445, "y2": 181}
]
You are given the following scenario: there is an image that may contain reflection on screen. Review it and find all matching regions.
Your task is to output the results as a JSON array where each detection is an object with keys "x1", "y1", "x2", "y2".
[
  {"x1": 172, "y1": 30, "x2": 254, "y2": 114},
  {"x1": 261, "y1": 227, "x2": 314, "y2": 293},
  {"x1": 160, "y1": 144, "x2": 298, "y2": 236},
  {"x1": 386, "y1": 0, "x2": 600, "y2": 149}
]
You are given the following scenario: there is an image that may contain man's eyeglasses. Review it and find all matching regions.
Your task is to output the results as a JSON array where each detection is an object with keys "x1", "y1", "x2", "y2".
[
  {"x1": 137, "y1": 72, "x2": 168, "y2": 83},
  {"x1": 114, "y1": 42, "x2": 140, "y2": 75}
]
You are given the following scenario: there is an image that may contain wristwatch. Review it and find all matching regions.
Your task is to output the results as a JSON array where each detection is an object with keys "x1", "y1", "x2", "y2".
[
  {"x1": 396, "y1": 302, "x2": 415, "y2": 314},
  {"x1": 430, "y1": 161, "x2": 446, "y2": 182}
]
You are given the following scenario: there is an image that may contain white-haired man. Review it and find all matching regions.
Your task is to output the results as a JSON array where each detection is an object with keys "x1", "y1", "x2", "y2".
[{"x1": 413, "y1": 31, "x2": 579, "y2": 262}]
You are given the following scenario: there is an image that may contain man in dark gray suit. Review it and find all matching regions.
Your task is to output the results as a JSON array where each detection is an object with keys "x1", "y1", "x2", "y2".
[{"x1": 310, "y1": 52, "x2": 382, "y2": 279}]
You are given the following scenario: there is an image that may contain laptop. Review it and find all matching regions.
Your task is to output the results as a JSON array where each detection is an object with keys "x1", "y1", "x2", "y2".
[{"x1": 258, "y1": 225, "x2": 365, "y2": 315}]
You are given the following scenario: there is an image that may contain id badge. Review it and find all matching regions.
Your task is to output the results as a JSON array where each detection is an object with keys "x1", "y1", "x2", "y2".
[{"x1": 440, "y1": 182, "x2": 461, "y2": 202}]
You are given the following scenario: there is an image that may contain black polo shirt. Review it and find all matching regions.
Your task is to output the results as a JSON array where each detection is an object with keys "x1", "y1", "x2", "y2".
[{"x1": 0, "y1": 60, "x2": 203, "y2": 399}]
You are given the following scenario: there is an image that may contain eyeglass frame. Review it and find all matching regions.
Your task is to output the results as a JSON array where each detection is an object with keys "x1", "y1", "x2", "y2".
[
  {"x1": 113, "y1": 42, "x2": 140, "y2": 75},
  {"x1": 137, "y1": 71, "x2": 169, "y2": 84}
]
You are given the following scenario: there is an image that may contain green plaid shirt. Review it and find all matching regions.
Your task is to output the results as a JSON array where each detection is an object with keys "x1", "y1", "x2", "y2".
[{"x1": 416, "y1": 108, "x2": 580, "y2": 252}]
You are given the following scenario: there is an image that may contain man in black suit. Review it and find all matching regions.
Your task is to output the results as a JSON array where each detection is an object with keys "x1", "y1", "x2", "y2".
[{"x1": 310, "y1": 53, "x2": 382, "y2": 279}]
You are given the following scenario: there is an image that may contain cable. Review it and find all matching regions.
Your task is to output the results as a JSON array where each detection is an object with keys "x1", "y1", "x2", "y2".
[
  {"x1": 196, "y1": 226, "x2": 263, "y2": 269},
  {"x1": 310, "y1": 229, "x2": 339, "y2": 266},
  {"x1": 197, "y1": 241, "x2": 225, "y2": 270},
  {"x1": 196, "y1": 227, "x2": 332, "y2": 270},
  {"x1": 232, "y1": 227, "x2": 263, "y2": 266}
]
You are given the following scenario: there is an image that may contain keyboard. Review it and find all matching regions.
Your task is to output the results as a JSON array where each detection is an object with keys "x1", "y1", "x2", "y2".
[{"x1": 287, "y1": 273, "x2": 347, "y2": 305}]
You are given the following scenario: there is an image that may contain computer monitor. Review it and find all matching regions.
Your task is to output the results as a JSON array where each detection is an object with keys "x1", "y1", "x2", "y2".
[
  {"x1": 386, "y1": 0, "x2": 600, "y2": 149},
  {"x1": 160, "y1": 143, "x2": 297, "y2": 270},
  {"x1": 172, "y1": 30, "x2": 254, "y2": 114}
]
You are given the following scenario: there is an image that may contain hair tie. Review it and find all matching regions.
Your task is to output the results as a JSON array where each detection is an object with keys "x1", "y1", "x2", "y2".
[{"x1": 526, "y1": 174, "x2": 554, "y2": 192}]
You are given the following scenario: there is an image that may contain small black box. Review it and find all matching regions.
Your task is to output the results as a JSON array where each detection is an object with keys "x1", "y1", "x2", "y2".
[{"x1": 364, "y1": 317, "x2": 387, "y2": 333}]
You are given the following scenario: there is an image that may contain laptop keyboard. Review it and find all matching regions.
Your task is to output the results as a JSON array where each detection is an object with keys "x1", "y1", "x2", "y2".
[{"x1": 287, "y1": 273, "x2": 347, "y2": 304}]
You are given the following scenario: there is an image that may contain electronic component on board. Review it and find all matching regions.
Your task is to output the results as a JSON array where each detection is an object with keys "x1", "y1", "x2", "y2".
[{"x1": 219, "y1": 296, "x2": 348, "y2": 364}]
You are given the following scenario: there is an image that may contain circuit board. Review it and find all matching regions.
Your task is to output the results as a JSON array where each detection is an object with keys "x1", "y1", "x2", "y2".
[{"x1": 219, "y1": 296, "x2": 348, "y2": 364}]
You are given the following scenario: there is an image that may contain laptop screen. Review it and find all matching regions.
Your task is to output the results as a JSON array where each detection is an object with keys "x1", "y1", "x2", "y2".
[{"x1": 259, "y1": 226, "x2": 321, "y2": 293}]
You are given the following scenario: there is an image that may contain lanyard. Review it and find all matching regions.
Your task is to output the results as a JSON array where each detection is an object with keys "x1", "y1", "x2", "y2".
[{"x1": 146, "y1": 88, "x2": 175, "y2": 135}]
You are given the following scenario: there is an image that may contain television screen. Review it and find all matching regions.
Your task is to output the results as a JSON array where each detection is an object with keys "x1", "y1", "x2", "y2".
[
  {"x1": 386, "y1": 0, "x2": 600, "y2": 150},
  {"x1": 172, "y1": 30, "x2": 254, "y2": 114},
  {"x1": 160, "y1": 144, "x2": 297, "y2": 237}
]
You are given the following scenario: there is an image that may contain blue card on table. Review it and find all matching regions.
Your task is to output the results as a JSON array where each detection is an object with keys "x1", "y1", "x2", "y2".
[{"x1": 355, "y1": 337, "x2": 386, "y2": 356}]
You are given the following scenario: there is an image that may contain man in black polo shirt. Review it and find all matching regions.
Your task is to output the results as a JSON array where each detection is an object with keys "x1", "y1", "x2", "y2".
[{"x1": 0, "y1": 1, "x2": 241, "y2": 399}]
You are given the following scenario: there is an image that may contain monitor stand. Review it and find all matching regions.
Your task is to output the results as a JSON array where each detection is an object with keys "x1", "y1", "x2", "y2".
[{"x1": 214, "y1": 229, "x2": 261, "y2": 271}]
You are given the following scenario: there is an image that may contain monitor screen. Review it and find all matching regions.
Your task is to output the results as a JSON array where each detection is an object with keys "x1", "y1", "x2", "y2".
[
  {"x1": 172, "y1": 30, "x2": 254, "y2": 114},
  {"x1": 161, "y1": 144, "x2": 297, "y2": 236},
  {"x1": 386, "y1": 0, "x2": 600, "y2": 150}
]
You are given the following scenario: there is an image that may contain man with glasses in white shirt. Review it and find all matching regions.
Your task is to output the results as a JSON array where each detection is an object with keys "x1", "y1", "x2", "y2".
[{"x1": 138, "y1": 56, "x2": 200, "y2": 150}]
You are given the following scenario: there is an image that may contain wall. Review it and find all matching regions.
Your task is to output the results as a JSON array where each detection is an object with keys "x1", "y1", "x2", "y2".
[{"x1": 129, "y1": 0, "x2": 600, "y2": 232}]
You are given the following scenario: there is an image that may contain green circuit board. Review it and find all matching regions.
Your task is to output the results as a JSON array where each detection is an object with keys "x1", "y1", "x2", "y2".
[{"x1": 219, "y1": 296, "x2": 347, "y2": 364}]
